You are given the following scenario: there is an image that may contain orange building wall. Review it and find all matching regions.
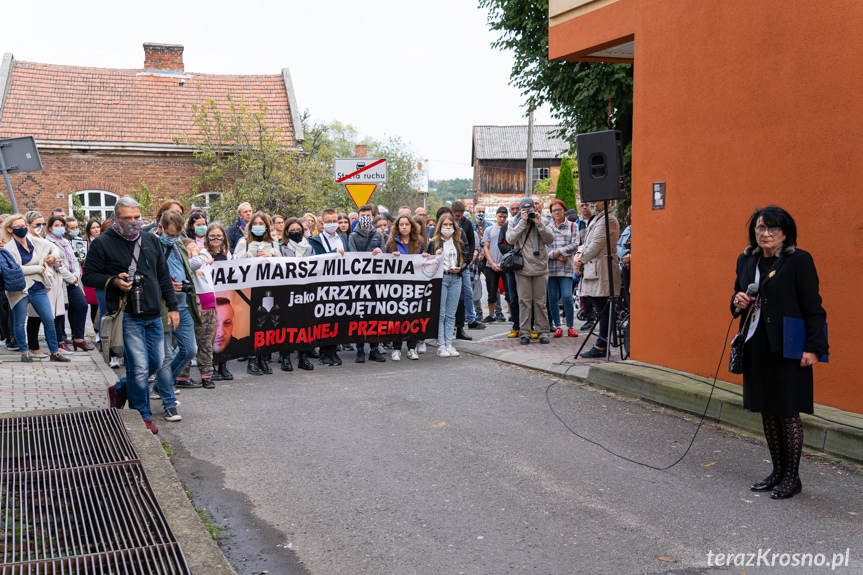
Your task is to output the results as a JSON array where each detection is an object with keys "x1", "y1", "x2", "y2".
[{"x1": 550, "y1": 0, "x2": 863, "y2": 414}]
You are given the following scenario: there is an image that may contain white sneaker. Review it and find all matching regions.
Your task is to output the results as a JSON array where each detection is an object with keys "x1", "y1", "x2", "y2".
[
  {"x1": 109, "y1": 356, "x2": 121, "y2": 368},
  {"x1": 436, "y1": 346, "x2": 451, "y2": 358},
  {"x1": 94, "y1": 333, "x2": 101, "y2": 343},
  {"x1": 447, "y1": 345, "x2": 460, "y2": 357},
  {"x1": 417, "y1": 342, "x2": 427, "y2": 354},
  {"x1": 407, "y1": 349, "x2": 419, "y2": 360},
  {"x1": 391, "y1": 350, "x2": 401, "y2": 361},
  {"x1": 190, "y1": 358, "x2": 198, "y2": 367}
]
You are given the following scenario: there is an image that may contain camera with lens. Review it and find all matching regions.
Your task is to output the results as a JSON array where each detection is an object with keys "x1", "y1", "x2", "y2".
[
  {"x1": 528, "y1": 210, "x2": 538, "y2": 219},
  {"x1": 127, "y1": 274, "x2": 145, "y2": 315},
  {"x1": 180, "y1": 280, "x2": 193, "y2": 294}
]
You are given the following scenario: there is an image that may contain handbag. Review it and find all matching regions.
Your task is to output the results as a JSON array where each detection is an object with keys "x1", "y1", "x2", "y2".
[
  {"x1": 500, "y1": 224, "x2": 530, "y2": 272},
  {"x1": 500, "y1": 248, "x2": 524, "y2": 272},
  {"x1": 728, "y1": 305, "x2": 755, "y2": 374}
]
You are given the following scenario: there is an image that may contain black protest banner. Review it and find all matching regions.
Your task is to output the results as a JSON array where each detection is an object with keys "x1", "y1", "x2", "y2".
[{"x1": 210, "y1": 253, "x2": 444, "y2": 362}]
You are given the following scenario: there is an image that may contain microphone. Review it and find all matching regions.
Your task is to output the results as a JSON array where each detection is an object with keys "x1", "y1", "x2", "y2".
[{"x1": 732, "y1": 283, "x2": 759, "y2": 318}]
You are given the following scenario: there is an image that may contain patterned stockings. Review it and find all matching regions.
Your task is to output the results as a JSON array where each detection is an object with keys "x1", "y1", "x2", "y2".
[{"x1": 759, "y1": 412, "x2": 803, "y2": 492}]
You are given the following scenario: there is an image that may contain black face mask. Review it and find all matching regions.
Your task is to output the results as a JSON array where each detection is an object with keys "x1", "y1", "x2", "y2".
[{"x1": 287, "y1": 231, "x2": 305, "y2": 243}]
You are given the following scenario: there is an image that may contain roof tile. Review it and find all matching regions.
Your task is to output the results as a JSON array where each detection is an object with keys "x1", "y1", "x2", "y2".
[{"x1": 0, "y1": 61, "x2": 296, "y2": 146}]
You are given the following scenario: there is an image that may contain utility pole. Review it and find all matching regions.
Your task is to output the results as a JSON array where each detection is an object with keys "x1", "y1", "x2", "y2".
[{"x1": 525, "y1": 103, "x2": 534, "y2": 197}]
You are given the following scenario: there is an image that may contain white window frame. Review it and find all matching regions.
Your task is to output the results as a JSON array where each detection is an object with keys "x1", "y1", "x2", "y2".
[
  {"x1": 192, "y1": 192, "x2": 222, "y2": 216},
  {"x1": 70, "y1": 190, "x2": 120, "y2": 221}
]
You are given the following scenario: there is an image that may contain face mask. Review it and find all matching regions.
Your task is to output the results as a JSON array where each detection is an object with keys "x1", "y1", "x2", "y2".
[
  {"x1": 51, "y1": 227, "x2": 66, "y2": 237},
  {"x1": 12, "y1": 227, "x2": 28, "y2": 239},
  {"x1": 304, "y1": 231, "x2": 311, "y2": 238},
  {"x1": 288, "y1": 231, "x2": 305, "y2": 243},
  {"x1": 114, "y1": 219, "x2": 143, "y2": 241},
  {"x1": 69, "y1": 230, "x2": 80, "y2": 238},
  {"x1": 251, "y1": 225, "x2": 266, "y2": 237},
  {"x1": 476, "y1": 213, "x2": 485, "y2": 222},
  {"x1": 195, "y1": 225, "x2": 207, "y2": 237},
  {"x1": 359, "y1": 215, "x2": 373, "y2": 229},
  {"x1": 323, "y1": 222, "x2": 339, "y2": 235},
  {"x1": 441, "y1": 227, "x2": 454, "y2": 238},
  {"x1": 160, "y1": 233, "x2": 180, "y2": 246}
]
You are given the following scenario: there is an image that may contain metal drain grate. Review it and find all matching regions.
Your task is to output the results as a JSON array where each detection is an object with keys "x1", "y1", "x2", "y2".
[{"x1": 1, "y1": 409, "x2": 191, "y2": 573}]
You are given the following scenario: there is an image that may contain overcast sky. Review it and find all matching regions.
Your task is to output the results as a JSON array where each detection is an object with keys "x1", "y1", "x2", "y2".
[{"x1": 2, "y1": 0, "x2": 554, "y2": 181}]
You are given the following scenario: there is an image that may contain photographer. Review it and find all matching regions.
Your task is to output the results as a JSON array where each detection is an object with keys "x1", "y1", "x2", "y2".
[
  {"x1": 505, "y1": 197, "x2": 554, "y2": 345},
  {"x1": 82, "y1": 196, "x2": 179, "y2": 435}
]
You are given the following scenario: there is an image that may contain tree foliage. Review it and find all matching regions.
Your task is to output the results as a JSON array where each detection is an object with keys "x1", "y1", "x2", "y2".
[
  {"x1": 480, "y1": 0, "x2": 633, "y2": 220},
  {"x1": 555, "y1": 156, "x2": 576, "y2": 210},
  {"x1": 175, "y1": 94, "x2": 330, "y2": 225}
]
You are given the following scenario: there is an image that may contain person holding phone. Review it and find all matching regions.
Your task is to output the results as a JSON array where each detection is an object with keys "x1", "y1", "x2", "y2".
[{"x1": 429, "y1": 213, "x2": 468, "y2": 357}]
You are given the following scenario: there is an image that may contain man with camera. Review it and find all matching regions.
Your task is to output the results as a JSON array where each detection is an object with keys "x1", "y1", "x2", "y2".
[{"x1": 82, "y1": 196, "x2": 180, "y2": 435}]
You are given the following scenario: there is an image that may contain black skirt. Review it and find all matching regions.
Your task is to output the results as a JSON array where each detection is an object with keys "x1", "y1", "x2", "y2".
[{"x1": 742, "y1": 316, "x2": 814, "y2": 417}]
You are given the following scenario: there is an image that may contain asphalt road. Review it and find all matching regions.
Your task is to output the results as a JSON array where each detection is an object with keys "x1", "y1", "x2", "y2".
[{"x1": 161, "y1": 353, "x2": 863, "y2": 575}]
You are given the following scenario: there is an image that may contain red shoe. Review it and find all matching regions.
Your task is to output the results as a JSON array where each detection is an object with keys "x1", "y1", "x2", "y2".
[
  {"x1": 107, "y1": 384, "x2": 126, "y2": 409},
  {"x1": 553, "y1": 327, "x2": 563, "y2": 338},
  {"x1": 568, "y1": 327, "x2": 579, "y2": 337},
  {"x1": 144, "y1": 420, "x2": 159, "y2": 434}
]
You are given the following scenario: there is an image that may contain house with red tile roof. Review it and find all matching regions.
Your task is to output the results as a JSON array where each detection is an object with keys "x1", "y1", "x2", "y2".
[{"x1": 0, "y1": 43, "x2": 303, "y2": 219}]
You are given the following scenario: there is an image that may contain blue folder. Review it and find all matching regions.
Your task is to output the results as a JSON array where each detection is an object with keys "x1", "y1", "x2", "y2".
[{"x1": 783, "y1": 317, "x2": 829, "y2": 363}]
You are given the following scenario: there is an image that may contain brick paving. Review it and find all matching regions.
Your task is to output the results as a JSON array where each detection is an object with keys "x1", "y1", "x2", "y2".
[
  {"x1": 461, "y1": 313, "x2": 625, "y2": 365},
  {"x1": 0, "y1": 340, "x2": 115, "y2": 413}
]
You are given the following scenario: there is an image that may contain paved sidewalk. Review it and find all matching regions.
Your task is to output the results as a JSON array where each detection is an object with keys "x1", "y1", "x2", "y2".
[{"x1": 0, "y1": 342, "x2": 116, "y2": 413}]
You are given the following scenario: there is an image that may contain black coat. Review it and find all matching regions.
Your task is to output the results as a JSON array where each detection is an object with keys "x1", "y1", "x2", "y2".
[
  {"x1": 429, "y1": 233, "x2": 469, "y2": 274},
  {"x1": 733, "y1": 247, "x2": 828, "y2": 357},
  {"x1": 82, "y1": 229, "x2": 178, "y2": 319}
]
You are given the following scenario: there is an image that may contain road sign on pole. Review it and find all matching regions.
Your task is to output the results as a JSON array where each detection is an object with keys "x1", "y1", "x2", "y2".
[
  {"x1": 0, "y1": 136, "x2": 43, "y2": 214},
  {"x1": 334, "y1": 158, "x2": 388, "y2": 184},
  {"x1": 335, "y1": 157, "x2": 388, "y2": 208}
]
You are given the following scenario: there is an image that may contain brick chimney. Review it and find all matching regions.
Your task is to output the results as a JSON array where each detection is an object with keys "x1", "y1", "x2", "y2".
[
  {"x1": 355, "y1": 145, "x2": 367, "y2": 158},
  {"x1": 143, "y1": 43, "x2": 184, "y2": 72}
]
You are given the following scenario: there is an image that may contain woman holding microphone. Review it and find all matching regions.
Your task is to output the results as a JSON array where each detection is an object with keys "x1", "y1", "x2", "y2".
[{"x1": 732, "y1": 206, "x2": 827, "y2": 500}]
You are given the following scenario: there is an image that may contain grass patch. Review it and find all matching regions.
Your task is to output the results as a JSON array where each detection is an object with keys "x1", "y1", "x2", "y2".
[
  {"x1": 195, "y1": 505, "x2": 230, "y2": 540},
  {"x1": 160, "y1": 440, "x2": 177, "y2": 459}
]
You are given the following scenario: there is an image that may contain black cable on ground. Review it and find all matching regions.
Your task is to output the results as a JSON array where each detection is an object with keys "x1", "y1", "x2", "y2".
[{"x1": 544, "y1": 317, "x2": 736, "y2": 471}]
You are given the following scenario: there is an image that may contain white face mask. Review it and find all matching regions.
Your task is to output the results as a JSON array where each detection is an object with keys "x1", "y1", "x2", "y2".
[
  {"x1": 441, "y1": 227, "x2": 454, "y2": 238},
  {"x1": 323, "y1": 222, "x2": 339, "y2": 235}
]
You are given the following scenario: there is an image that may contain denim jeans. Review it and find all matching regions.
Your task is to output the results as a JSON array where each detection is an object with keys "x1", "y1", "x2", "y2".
[
  {"x1": 437, "y1": 273, "x2": 462, "y2": 346},
  {"x1": 12, "y1": 290, "x2": 59, "y2": 354},
  {"x1": 167, "y1": 307, "x2": 198, "y2": 380},
  {"x1": 547, "y1": 276, "x2": 575, "y2": 328},
  {"x1": 461, "y1": 267, "x2": 476, "y2": 324},
  {"x1": 95, "y1": 288, "x2": 107, "y2": 332},
  {"x1": 121, "y1": 314, "x2": 170, "y2": 420}
]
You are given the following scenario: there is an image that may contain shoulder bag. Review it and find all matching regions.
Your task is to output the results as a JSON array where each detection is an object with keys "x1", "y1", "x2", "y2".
[
  {"x1": 100, "y1": 237, "x2": 142, "y2": 363},
  {"x1": 500, "y1": 223, "x2": 531, "y2": 272}
]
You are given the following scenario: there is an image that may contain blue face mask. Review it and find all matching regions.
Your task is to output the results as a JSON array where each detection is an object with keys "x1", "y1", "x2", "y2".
[
  {"x1": 12, "y1": 227, "x2": 28, "y2": 239},
  {"x1": 51, "y1": 227, "x2": 66, "y2": 237},
  {"x1": 251, "y1": 225, "x2": 266, "y2": 237},
  {"x1": 69, "y1": 230, "x2": 80, "y2": 238},
  {"x1": 160, "y1": 233, "x2": 180, "y2": 246},
  {"x1": 195, "y1": 225, "x2": 207, "y2": 237}
]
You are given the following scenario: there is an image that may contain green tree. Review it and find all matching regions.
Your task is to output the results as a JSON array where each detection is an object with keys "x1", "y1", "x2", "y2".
[
  {"x1": 175, "y1": 93, "x2": 330, "y2": 225},
  {"x1": 366, "y1": 135, "x2": 423, "y2": 212},
  {"x1": 480, "y1": 0, "x2": 632, "y2": 218},
  {"x1": 555, "y1": 156, "x2": 576, "y2": 210}
]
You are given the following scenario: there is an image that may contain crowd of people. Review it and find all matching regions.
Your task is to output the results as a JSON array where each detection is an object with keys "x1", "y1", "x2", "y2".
[{"x1": 0, "y1": 193, "x2": 629, "y2": 433}]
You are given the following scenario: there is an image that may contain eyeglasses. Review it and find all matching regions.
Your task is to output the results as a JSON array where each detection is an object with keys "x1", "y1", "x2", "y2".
[
  {"x1": 32, "y1": 224, "x2": 44, "y2": 229},
  {"x1": 755, "y1": 226, "x2": 781, "y2": 236},
  {"x1": 207, "y1": 236, "x2": 224, "y2": 241},
  {"x1": 550, "y1": 209, "x2": 564, "y2": 214}
]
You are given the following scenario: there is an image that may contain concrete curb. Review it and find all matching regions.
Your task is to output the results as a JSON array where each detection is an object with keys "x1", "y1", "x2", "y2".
[
  {"x1": 119, "y1": 409, "x2": 237, "y2": 575},
  {"x1": 451, "y1": 341, "x2": 863, "y2": 464}
]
